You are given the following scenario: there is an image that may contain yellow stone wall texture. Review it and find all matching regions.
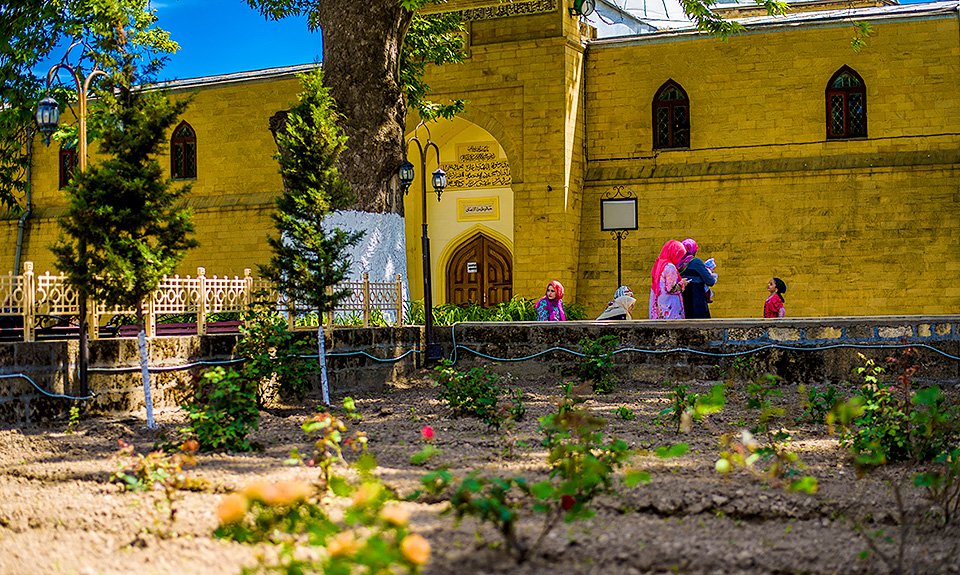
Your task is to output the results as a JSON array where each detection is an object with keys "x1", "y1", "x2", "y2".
[
  {"x1": 579, "y1": 17, "x2": 960, "y2": 317},
  {"x1": 5, "y1": 1, "x2": 958, "y2": 319}
]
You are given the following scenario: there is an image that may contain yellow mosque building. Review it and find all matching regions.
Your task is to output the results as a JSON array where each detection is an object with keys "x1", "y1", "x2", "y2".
[{"x1": 6, "y1": 0, "x2": 959, "y2": 318}]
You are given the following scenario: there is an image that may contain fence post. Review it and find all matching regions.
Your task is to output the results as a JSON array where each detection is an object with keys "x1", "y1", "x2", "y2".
[
  {"x1": 146, "y1": 292, "x2": 157, "y2": 338},
  {"x1": 22, "y1": 261, "x2": 35, "y2": 343},
  {"x1": 243, "y1": 268, "x2": 253, "y2": 329},
  {"x1": 197, "y1": 267, "x2": 207, "y2": 336},
  {"x1": 395, "y1": 274, "x2": 404, "y2": 326},
  {"x1": 325, "y1": 286, "x2": 333, "y2": 328},
  {"x1": 87, "y1": 296, "x2": 98, "y2": 340},
  {"x1": 362, "y1": 272, "x2": 370, "y2": 327}
]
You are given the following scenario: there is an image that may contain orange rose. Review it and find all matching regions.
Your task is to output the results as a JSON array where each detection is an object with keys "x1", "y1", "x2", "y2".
[
  {"x1": 351, "y1": 482, "x2": 381, "y2": 508},
  {"x1": 400, "y1": 534, "x2": 431, "y2": 566},
  {"x1": 241, "y1": 480, "x2": 277, "y2": 504},
  {"x1": 216, "y1": 493, "x2": 249, "y2": 525},
  {"x1": 327, "y1": 531, "x2": 360, "y2": 558},
  {"x1": 269, "y1": 480, "x2": 312, "y2": 507},
  {"x1": 379, "y1": 504, "x2": 410, "y2": 527}
]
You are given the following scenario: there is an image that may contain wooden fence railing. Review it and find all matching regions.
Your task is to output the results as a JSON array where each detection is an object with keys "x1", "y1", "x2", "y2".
[{"x1": 0, "y1": 262, "x2": 405, "y2": 342}]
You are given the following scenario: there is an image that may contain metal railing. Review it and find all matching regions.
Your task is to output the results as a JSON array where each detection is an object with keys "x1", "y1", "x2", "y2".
[{"x1": 0, "y1": 262, "x2": 405, "y2": 342}]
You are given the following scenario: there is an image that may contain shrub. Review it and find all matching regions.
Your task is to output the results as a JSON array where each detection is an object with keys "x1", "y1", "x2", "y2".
[
  {"x1": 915, "y1": 448, "x2": 960, "y2": 526},
  {"x1": 216, "y1": 455, "x2": 430, "y2": 573},
  {"x1": 432, "y1": 360, "x2": 523, "y2": 430},
  {"x1": 414, "y1": 389, "x2": 650, "y2": 563},
  {"x1": 837, "y1": 350, "x2": 960, "y2": 466},
  {"x1": 658, "y1": 383, "x2": 725, "y2": 432},
  {"x1": 715, "y1": 430, "x2": 818, "y2": 494},
  {"x1": 237, "y1": 299, "x2": 320, "y2": 405},
  {"x1": 574, "y1": 335, "x2": 620, "y2": 394},
  {"x1": 182, "y1": 367, "x2": 260, "y2": 452},
  {"x1": 111, "y1": 439, "x2": 208, "y2": 531},
  {"x1": 798, "y1": 384, "x2": 841, "y2": 424}
]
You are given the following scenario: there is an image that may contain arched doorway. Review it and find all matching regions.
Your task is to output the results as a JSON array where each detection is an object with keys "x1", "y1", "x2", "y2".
[{"x1": 446, "y1": 233, "x2": 513, "y2": 306}]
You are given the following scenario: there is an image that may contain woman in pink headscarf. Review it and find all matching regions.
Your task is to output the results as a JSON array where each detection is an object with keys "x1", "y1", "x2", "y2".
[
  {"x1": 535, "y1": 280, "x2": 567, "y2": 321},
  {"x1": 648, "y1": 240, "x2": 688, "y2": 319}
]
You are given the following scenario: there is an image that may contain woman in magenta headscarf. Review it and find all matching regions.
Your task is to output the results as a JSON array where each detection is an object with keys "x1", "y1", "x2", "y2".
[
  {"x1": 648, "y1": 240, "x2": 688, "y2": 319},
  {"x1": 535, "y1": 280, "x2": 567, "y2": 321}
]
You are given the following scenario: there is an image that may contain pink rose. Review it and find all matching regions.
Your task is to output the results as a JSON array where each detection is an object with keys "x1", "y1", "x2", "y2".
[{"x1": 420, "y1": 425, "x2": 435, "y2": 442}]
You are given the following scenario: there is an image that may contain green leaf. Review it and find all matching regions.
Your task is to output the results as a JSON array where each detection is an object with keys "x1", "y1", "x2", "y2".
[
  {"x1": 623, "y1": 470, "x2": 651, "y2": 487},
  {"x1": 655, "y1": 443, "x2": 689, "y2": 458},
  {"x1": 788, "y1": 476, "x2": 819, "y2": 494}
]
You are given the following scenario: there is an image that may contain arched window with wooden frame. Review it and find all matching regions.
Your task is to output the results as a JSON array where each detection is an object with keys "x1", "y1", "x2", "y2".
[
  {"x1": 170, "y1": 120, "x2": 197, "y2": 179},
  {"x1": 58, "y1": 144, "x2": 77, "y2": 189},
  {"x1": 826, "y1": 66, "x2": 867, "y2": 140},
  {"x1": 653, "y1": 80, "x2": 690, "y2": 150}
]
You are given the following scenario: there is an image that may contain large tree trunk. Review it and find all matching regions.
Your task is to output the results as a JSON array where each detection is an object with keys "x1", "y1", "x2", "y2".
[
  {"x1": 317, "y1": 1, "x2": 413, "y2": 216},
  {"x1": 308, "y1": 2, "x2": 415, "y2": 288}
]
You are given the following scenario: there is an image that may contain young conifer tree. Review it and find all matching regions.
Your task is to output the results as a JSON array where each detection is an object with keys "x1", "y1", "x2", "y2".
[
  {"x1": 51, "y1": 55, "x2": 196, "y2": 429},
  {"x1": 262, "y1": 69, "x2": 363, "y2": 406}
]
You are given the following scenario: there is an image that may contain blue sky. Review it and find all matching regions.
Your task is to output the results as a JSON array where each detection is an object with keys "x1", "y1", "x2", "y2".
[{"x1": 153, "y1": 0, "x2": 323, "y2": 80}]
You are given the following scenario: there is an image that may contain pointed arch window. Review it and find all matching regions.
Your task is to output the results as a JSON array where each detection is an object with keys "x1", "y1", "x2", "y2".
[
  {"x1": 653, "y1": 80, "x2": 690, "y2": 150},
  {"x1": 171, "y1": 121, "x2": 197, "y2": 179},
  {"x1": 826, "y1": 66, "x2": 867, "y2": 139},
  {"x1": 59, "y1": 144, "x2": 77, "y2": 189}
]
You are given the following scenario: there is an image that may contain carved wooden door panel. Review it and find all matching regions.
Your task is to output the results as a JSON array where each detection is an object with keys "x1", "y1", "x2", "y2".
[{"x1": 446, "y1": 234, "x2": 513, "y2": 307}]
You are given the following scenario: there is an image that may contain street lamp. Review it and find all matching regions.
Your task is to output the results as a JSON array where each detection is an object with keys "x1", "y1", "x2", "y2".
[
  {"x1": 35, "y1": 42, "x2": 109, "y2": 396},
  {"x1": 398, "y1": 121, "x2": 446, "y2": 363}
]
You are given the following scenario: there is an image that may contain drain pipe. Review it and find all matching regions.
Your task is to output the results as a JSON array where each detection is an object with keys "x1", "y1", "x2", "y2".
[{"x1": 14, "y1": 128, "x2": 34, "y2": 275}]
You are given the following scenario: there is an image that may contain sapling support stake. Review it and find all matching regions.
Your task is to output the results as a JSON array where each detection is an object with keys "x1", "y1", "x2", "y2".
[{"x1": 318, "y1": 320, "x2": 330, "y2": 406}]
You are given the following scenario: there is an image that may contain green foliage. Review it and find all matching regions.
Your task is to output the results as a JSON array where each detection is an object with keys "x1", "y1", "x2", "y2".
[
  {"x1": 798, "y1": 384, "x2": 841, "y2": 424},
  {"x1": 727, "y1": 355, "x2": 762, "y2": 382},
  {"x1": 432, "y1": 359, "x2": 523, "y2": 430},
  {"x1": 851, "y1": 21, "x2": 874, "y2": 53},
  {"x1": 182, "y1": 367, "x2": 260, "y2": 452},
  {"x1": 260, "y1": 68, "x2": 363, "y2": 315},
  {"x1": 237, "y1": 299, "x2": 319, "y2": 405},
  {"x1": 216, "y1": 456, "x2": 431, "y2": 573},
  {"x1": 414, "y1": 390, "x2": 647, "y2": 562},
  {"x1": 66, "y1": 405, "x2": 81, "y2": 434},
  {"x1": 614, "y1": 406, "x2": 636, "y2": 421},
  {"x1": 51, "y1": 67, "x2": 196, "y2": 311},
  {"x1": 659, "y1": 383, "x2": 725, "y2": 432},
  {"x1": 111, "y1": 438, "x2": 207, "y2": 530},
  {"x1": 914, "y1": 448, "x2": 960, "y2": 526},
  {"x1": 837, "y1": 351, "x2": 960, "y2": 467},
  {"x1": 401, "y1": 11, "x2": 466, "y2": 120},
  {"x1": 679, "y1": 0, "x2": 787, "y2": 38},
  {"x1": 715, "y1": 430, "x2": 818, "y2": 494},
  {"x1": 291, "y1": 410, "x2": 368, "y2": 487},
  {"x1": 574, "y1": 335, "x2": 619, "y2": 394},
  {"x1": 746, "y1": 373, "x2": 785, "y2": 432},
  {"x1": 405, "y1": 296, "x2": 587, "y2": 325},
  {"x1": 0, "y1": 0, "x2": 179, "y2": 211}
]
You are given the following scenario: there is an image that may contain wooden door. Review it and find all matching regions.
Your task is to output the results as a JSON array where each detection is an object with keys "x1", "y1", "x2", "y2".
[{"x1": 446, "y1": 234, "x2": 513, "y2": 307}]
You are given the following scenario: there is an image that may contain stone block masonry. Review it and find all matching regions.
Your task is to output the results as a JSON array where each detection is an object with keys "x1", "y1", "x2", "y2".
[{"x1": 1, "y1": 317, "x2": 958, "y2": 424}]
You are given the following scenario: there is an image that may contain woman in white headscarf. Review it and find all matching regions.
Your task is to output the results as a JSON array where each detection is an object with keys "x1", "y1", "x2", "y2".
[{"x1": 596, "y1": 295, "x2": 636, "y2": 321}]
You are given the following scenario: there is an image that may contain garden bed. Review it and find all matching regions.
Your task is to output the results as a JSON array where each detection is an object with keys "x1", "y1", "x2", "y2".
[{"x1": 0, "y1": 368, "x2": 957, "y2": 574}]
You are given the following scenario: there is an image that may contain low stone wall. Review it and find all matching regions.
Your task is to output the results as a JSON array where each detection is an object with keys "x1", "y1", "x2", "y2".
[
  {"x1": 1, "y1": 317, "x2": 958, "y2": 424},
  {"x1": 435, "y1": 317, "x2": 960, "y2": 387},
  {"x1": 0, "y1": 327, "x2": 421, "y2": 424}
]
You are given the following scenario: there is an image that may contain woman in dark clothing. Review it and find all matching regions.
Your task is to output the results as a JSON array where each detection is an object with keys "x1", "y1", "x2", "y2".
[{"x1": 678, "y1": 238, "x2": 716, "y2": 319}]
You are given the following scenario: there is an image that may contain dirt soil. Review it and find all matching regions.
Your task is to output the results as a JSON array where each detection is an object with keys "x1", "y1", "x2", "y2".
[{"x1": 1, "y1": 373, "x2": 958, "y2": 575}]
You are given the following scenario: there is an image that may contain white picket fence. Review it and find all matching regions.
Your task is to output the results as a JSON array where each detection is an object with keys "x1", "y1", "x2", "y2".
[{"x1": 0, "y1": 262, "x2": 405, "y2": 341}]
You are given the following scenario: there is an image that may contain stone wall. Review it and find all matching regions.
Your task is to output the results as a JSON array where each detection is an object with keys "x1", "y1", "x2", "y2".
[
  {"x1": 1, "y1": 318, "x2": 958, "y2": 424},
  {"x1": 0, "y1": 327, "x2": 421, "y2": 424},
  {"x1": 434, "y1": 317, "x2": 960, "y2": 386}
]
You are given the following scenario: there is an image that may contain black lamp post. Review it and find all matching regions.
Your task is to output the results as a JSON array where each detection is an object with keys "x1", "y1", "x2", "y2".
[
  {"x1": 35, "y1": 43, "x2": 108, "y2": 397},
  {"x1": 399, "y1": 122, "x2": 446, "y2": 363}
]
